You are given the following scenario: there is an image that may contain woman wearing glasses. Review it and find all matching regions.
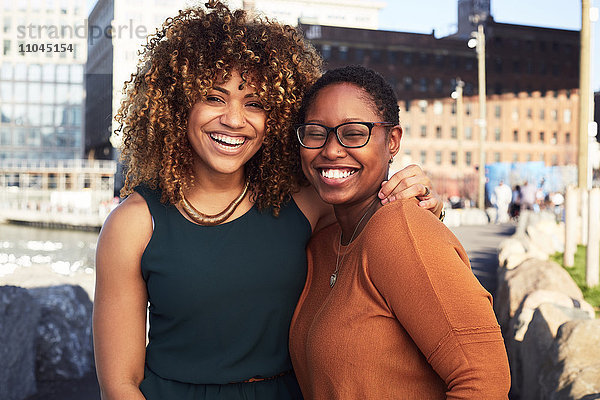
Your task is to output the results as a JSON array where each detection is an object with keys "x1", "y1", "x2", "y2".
[
  {"x1": 289, "y1": 66, "x2": 511, "y2": 399},
  {"x1": 93, "y1": 3, "x2": 443, "y2": 400}
]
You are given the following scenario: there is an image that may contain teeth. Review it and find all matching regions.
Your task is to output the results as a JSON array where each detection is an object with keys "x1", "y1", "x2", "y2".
[
  {"x1": 210, "y1": 133, "x2": 246, "y2": 146},
  {"x1": 321, "y1": 169, "x2": 356, "y2": 179}
]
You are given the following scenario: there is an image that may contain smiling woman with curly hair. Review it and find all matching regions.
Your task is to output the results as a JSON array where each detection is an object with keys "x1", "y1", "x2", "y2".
[{"x1": 92, "y1": 1, "x2": 442, "y2": 399}]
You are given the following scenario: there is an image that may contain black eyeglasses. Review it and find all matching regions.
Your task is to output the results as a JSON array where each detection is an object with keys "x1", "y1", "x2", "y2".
[{"x1": 295, "y1": 122, "x2": 394, "y2": 149}]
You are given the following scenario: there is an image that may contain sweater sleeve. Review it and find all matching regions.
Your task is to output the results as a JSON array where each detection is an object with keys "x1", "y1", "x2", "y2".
[{"x1": 367, "y1": 199, "x2": 511, "y2": 400}]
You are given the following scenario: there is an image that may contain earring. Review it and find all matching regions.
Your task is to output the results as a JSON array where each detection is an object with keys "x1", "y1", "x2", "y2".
[{"x1": 388, "y1": 157, "x2": 394, "y2": 164}]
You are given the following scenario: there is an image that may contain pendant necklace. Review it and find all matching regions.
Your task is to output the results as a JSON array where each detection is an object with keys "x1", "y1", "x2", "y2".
[
  {"x1": 330, "y1": 199, "x2": 377, "y2": 288},
  {"x1": 180, "y1": 179, "x2": 249, "y2": 226}
]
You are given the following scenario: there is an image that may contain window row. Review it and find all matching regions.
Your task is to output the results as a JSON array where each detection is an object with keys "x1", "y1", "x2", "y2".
[
  {"x1": 0, "y1": 81, "x2": 83, "y2": 105},
  {"x1": 0, "y1": 125, "x2": 81, "y2": 148},
  {"x1": 0, "y1": 103, "x2": 82, "y2": 126},
  {"x1": 317, "y1": 45, "x2": 475, "y2": 69},
  {"x1": 406, "y1": 149, "x2": 562, "y2": 166},
  {"x1": 0, "y1": 63, "x2": 83, "y2": 83}
]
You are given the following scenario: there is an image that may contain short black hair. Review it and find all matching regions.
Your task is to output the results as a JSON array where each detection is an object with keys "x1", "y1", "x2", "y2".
[{"x1": 297, "y1": 65, "x2": 399, "y2": 125}]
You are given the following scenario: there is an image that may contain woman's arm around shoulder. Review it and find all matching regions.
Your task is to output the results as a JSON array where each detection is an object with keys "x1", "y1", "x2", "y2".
[{"x1": 93, "y1": 192, "x2": 152, "y2": 400}]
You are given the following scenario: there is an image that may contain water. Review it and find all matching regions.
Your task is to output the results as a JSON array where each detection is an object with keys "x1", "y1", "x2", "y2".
[{"x1": 0, "y1": 223, "x2": 98, "y2": 277}]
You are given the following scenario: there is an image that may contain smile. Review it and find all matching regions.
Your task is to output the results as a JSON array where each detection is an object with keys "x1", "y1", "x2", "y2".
[
  {"x1": 209, "y1": 133, "x2": 247, "y2": 148},
  {"x1": 319, "y1": 168, "x2": 358, "y2": 179}
]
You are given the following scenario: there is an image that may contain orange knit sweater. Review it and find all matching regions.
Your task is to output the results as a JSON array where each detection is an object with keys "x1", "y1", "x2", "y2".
[{"x1": 289, "y1": 198, "x2": 510, "y2": 399}]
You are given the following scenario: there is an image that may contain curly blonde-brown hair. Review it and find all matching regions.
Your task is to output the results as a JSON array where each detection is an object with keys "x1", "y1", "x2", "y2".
[{"x1": 116, "y1": 0, "x2": 322, "y2": 214}]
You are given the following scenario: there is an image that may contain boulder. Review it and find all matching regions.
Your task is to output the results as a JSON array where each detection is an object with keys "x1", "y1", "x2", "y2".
[
  {"x1": 29, "y1": 285, "x2": 94, "y2": 380},
  {"x1": 460, "y1": 208, "x2": 489, "y2": 226},
  {"x1": 512, "y1": 290, "x2": 595, "y2": 342},
  {"x1": 498, "y1": 237, "x2": 526, "y2": 268},
  {"x1": 443, "y1": 209, "x2": 461, "y2": 227},
  {"x1": 527, "y1": 220, "x2": 565, "y2": 255},
  {"x1": 495, "y1": 259, "x2": 583, "y2": 330},
  {"x1": 539, "y1": 319, "x2": 600, "y2": 400},
  {"x1": 518, "y1": 303, "x2": 591, "y2": 400},
  {"x1": 0, "y1": 285, "x2": 40, "y2": 400}
]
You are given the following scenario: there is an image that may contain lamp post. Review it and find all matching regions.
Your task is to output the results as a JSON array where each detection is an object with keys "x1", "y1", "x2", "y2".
[
  {"x1": 468, "y1": 21, "x2": 487, "y2": 210},
  {"x1": 451, "y1": 78, "x2": 465, "y2": 174}
]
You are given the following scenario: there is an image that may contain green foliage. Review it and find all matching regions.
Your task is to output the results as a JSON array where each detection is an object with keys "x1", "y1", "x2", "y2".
[{"x1": 551, "y1": 245, "x2": 600, "y2": 313}]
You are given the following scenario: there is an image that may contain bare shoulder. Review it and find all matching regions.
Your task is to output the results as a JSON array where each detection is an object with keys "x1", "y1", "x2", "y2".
[
  {"x1": 97, "y1": 192, "x2": 153, "y2": 262},
  {"x1": 292, "y1": 185, "x2": 335, "y2": 233}
]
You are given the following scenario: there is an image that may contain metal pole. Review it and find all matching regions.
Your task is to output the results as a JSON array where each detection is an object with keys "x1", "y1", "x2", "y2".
[
  {"x1": 476, "y1": 23, "x2": 487, "y2": 210},
  {"x1": 587, "y1": 188, "x2": 600, "y2": 287},
  {"x1": 455, "y1": 79, "x2": 464, "y2": 174},
  {"x1": 578, "y1": 0, "x2": 591, "y2": 189}
]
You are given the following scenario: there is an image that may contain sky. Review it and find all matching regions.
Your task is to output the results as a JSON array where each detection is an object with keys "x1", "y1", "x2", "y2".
[{"x1": 378, "y1": 0, "x2": 600, "y2": 91}]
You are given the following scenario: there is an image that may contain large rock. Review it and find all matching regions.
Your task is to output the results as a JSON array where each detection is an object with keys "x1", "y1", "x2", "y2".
[
  {"x1": 539, "y1": 319, "x2": 600, "y2": 400},
  {"x1": 0, "y1": 285, "x2": 40, "y2": 400},
  {"x1": 518, "y1": 303, "x2": 591, "y2": 400},
  {"x1": 495, "y1": 258, "x2": 584, "y2": 330},
  {"x1": 527, "y1": 220, "x2": 565, "y2": 255},
  {"x1": 511, "y1": 290, "x2": 595, "y2": 342},
  {"x1": 460, "y1": 208, "x2": 489, "y2": 225},
  {"x1": 29, "y1": 285, "x2": 94, "y2": 380}
]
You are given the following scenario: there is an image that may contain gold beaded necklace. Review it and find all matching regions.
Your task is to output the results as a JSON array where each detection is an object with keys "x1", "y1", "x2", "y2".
[{"x1": 179, "y1": 179, "x2": 249, "y2": 226}]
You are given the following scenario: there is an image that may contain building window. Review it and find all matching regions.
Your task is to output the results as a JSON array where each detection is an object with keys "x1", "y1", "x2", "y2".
[
  {"x1": 564, "y1": 109, "x2": 571, "y2": 123},
  {"x1": 465, "y1": 127, "x2": 472, "y2": 140},
  {"x1": 420, "y1": 150, "x2": 426, "y2": 164},
  {"x1": 539, "y1": 131, "x2": 545, "y2": 143},
  {"x1": 354, "y1": 48, "x2": 364, "y2": 62},
  {"x1": 404, "y1": 149, "x2": 411, "y2": 158},
  {"x1": 433, "y1": 101, "x2": 443, "y2": 115},
  {"x1": 403, "y1": 125, "x2": 410, "y2": 137},
  {"x1": 435, "y1": 151, "x2": 442, "y2": 165},
  {"x1": 465, "y1": 103, "x2": 471, "y2": 116},
  {"x1": 512, "y1": 108, "x2": 519, "y2": 121},
  {"x1": 435, "y1": 126, "x2": 442, "y2": 138},
  {"x1": 434, "y1": 78, "x2": 443, "y2": 93},
  {"x1": 451, "y1": 151, "x2": 457, "y2": 166},
  {"x1": 419, "y1": 78, "x2": 428, "y2": 92},
  {"x1": 551, "y1": 109, "x2": 558, "y2": 120},
  {"x1": 451, "y1": 102, "x2": 456, "y2": 114},
  {"x1": 403, "y1": 52, "x2": 413, "y2": 65},
  {"x1": 512, "y1": 153, "x2": 518, "y2": 162},
  {"x1": 494, "y1": 128, "x2": 501, "y2": 141},
  {"x1": 494, "y1": 152, "x2": 501, "y2": 162},
  {"x1": 451, "y1": 126, "x2": 457, "y2": 139},
  {"x1": 494, "y1": 105, "x2": 501, "y2": 118},
  {"x1": 540, "y1": 109, "x2": 545, "y2": 120},
  {"x1": 465, "y1": 151, "x2": 472, "y2": 166},
  {"x1": 551, "y1": 154, "x2": 558, "y2": 165},
  {"x1": 551, "y1": 132, "x2": 557, "y2": 144},
  {"x1": 420, "y1": 125, "x2": 427, "y2": 137},
  {"x1": 338, "y1": 46, "x2": 348, "y2": 61},
  {"x1": 527, "y1": 131, "x2": 532, "y2": 143},
  {"x1": 566, "y1": 132, "x2": 571, "y2": 143},
  {"x1": 419, "y1": 100, "x2": 427, "y2": 113},
  {"x1": 404, "y1": 77, "x2": 413, "y2": 91},
  {"x1": 405, "y1": 100, "x2": 411, "y2": 112},
  {"x1": 371, "y1": 50, "x2": 382, "y2": 63},
  {"x1": 527, "y1": 108, "x2": 532, "y2": 119},
  {"x1": 513, "y1": 130, "x2": 518, "y2": 141},
  {"x1": 321, "y1": 45, "x2": 331, "y2": 60}
]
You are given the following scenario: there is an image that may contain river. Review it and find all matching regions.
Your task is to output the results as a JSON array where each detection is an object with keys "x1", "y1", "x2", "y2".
[{"x1": 0, "y1": 223, "x2": 99, "y2": 278}]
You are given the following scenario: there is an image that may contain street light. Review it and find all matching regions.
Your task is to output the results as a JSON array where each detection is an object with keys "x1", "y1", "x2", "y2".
[
  {"x1": 468, "y1": 18, "x2": 487, "y2": 210},
  {"x1": 451, "y1": 78, "x2": 465, "y2": 176}
]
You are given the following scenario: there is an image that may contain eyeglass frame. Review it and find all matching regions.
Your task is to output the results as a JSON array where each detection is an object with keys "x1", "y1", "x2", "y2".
[{"x1": 295, "y1": 121, "x2": 396, "y2": 149}]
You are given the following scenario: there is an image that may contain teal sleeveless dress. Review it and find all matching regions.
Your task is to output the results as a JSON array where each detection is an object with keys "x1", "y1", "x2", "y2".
[{"x1": 135, "y1": 186, "x2": 311, "y2": 400}]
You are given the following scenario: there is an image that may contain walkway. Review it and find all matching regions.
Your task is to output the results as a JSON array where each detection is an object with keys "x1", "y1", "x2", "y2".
[{"x1": 450, "y1": 222, "x2": 516, "y2": 298}]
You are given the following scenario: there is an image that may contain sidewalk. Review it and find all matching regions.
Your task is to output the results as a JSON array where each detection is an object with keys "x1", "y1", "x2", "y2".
[{"x1": 450, "y1": 222, "x2": 516, "y2": 298}]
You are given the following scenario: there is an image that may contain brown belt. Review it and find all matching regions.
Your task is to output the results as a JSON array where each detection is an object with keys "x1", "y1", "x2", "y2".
[{"x1": 234, "y1": 369, "x2": 292, "y2": 384}]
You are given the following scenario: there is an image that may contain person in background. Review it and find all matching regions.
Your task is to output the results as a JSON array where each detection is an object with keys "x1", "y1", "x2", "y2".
[
  {"x1": 92, "y1": 3, "x2": 443, "y2": 399},
  {"x1": 520, "y1": 180, "x2": 537, "y2": 212},
  {"x1": 290, "y1": 66, "x2": 510, "y2": 399},
  {"x1": 510, "y1": 184, "x2": 521, "y2": 220},
  {"x1": 492, "y1": 180, "x2": 513, "y2": 224}
]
